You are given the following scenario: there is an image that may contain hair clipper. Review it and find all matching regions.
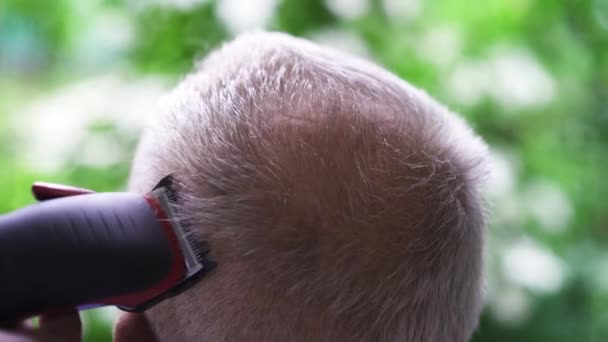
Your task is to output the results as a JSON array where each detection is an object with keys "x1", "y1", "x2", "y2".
[{"x1": 0, "y1": 175, "x2": 216, "y2": 322}]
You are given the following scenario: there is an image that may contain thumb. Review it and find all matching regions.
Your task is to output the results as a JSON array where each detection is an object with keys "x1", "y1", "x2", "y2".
[
  {"x1": 113, "y1": 312, "x2": 158, "y2": 342},
  {"x1": 37, "y1": 309, "x2": 81, "y2": 342}
]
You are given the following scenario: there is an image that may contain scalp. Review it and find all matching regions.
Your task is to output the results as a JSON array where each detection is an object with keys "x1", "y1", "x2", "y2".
[{"x1": 129, "y1": 32, "x2": 489, "y2": 342}]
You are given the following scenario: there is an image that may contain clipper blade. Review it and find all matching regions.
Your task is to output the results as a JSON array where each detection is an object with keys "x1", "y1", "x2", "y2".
[{"x1": 116, "y1": 175, "x2": 217, "y2": 312}]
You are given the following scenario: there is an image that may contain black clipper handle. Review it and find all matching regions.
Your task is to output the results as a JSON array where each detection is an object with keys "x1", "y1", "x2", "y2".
[{"x1": 0, "y1": 193, "x2": 173, "y2": 322}]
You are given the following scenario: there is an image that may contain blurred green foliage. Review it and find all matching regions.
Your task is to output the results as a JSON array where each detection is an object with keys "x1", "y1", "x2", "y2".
[
  {"x1": 1, "y1": 0, "x2": 607, "y2": 341},
  {"x1": 131, "y1": 3, "x2": 227, "y2": 73}
]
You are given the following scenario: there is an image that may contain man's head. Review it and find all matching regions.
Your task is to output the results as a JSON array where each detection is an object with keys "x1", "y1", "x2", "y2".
[{"x1": 128, "y1": 32, "x2": 489, "y2": 342}]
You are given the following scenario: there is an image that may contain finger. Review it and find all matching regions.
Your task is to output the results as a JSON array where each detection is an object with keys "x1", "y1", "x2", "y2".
[
  {"x1": 0, "y1": 330, "x2": 35, "y2": 342},
  {"x1": 38, "y1": 309, "x2": 81, "y2": 342},
  {"x1": 19, "y1": 318, "x2": 36, "y2": 330},
  {"x1": 114, "y1": 312, "x2": 158, "y2": 342}
]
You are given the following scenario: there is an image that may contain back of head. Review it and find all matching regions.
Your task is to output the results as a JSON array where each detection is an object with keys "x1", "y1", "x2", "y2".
[{"x1": 129, "y1": 32, "x2": 489, "y2": 342}]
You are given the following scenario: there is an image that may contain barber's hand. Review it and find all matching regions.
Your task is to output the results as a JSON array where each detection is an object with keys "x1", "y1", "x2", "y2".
[
  {"x1": 1, "y1": 310, "x2": 158, "y2": 342},
  {"x1": 0, "y1": 309, "x2": 81, "y2": 342}
]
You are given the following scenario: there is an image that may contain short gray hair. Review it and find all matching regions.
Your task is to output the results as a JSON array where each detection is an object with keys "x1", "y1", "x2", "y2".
[{"x1": 129, "y1": 32, "x2": 489, "y2": 342}]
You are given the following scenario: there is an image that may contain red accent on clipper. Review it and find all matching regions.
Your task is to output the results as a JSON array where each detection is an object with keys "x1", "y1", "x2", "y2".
[
  {"x1": 95, "y1": 195, "x2": 187, "y2": 308},
  {"x1": 32, "y1": 182, "x2": 95, "y2": 201}
]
